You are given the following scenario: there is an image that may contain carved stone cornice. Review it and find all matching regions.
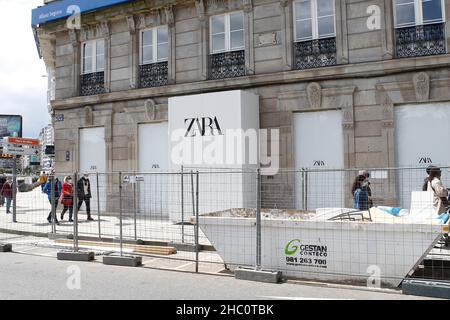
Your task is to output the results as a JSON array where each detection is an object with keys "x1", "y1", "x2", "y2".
[
  {"x1": 126, "y1": 15, "x2": 137, "y2": 35},
  {"x1": 135, "y1": 6, "x2": 175, "y2": 29},
  {"x1": 376, "y1": 85, "x2": 394, "y2": 128},
  {"x1": 68, "y1": 29, "x2": 79, "y2": 47},
  {"x1": 243, "y1": 0, "x2": 253, "y2": 13},
  {"x1": 280, "y1": 0, "x2": 289, "y2": 8}
]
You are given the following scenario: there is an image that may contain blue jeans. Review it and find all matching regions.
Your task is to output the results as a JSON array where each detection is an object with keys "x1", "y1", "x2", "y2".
[{"x1": 5, "y1": 198, "x2": 12, "y2": 213}]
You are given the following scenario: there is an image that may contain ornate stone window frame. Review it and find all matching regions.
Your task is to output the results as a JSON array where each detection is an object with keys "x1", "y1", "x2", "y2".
[
  {"x1": 196, "y1": 0, "x2": 255, "y2": 80},
  {"x1": 130, "y1": 6, "x2": 176, "y2": 87}
]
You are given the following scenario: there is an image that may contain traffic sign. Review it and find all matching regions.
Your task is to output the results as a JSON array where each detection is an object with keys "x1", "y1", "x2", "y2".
[{"x1": 3, "y1": 147, "x2": 40, "y2": 156}]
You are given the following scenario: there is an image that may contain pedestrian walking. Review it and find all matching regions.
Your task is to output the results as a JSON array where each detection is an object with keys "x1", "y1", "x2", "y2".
[
  {"x1": 352, "y1": 175, "x2": 370, "y2": 211},
  {"x1": 60, "y1": 176, "x2": 74, "y2": 222},
  {"x1": 43, "y1": 173, "x2": 61, "y2": 224},
  {"x1": 359, "y1": 170, "x2": 373, "y2": 208},
  {"x1": 0, "y1": 178, "x2": 14, "y2": 214},
  {"x1": 422, "y1": 165, "x2": 435, "y2": 191},
  {"x1": 426, "y1": 166, "x2": 449, "y2": 214},
  {"x1": 77, "y1": 173, "x2": 94, "y2": 221},
  {"x1": 0, "y1": 174, "x2": 6, "y2": 207}
]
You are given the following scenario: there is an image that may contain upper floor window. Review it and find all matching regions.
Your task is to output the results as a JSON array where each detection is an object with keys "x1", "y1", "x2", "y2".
[
  {"x1": 294, "y1": 0, "x2": 335, "y2": 41},
  {"x1": 210, "y1": 12, "x2": 244, "y2": 53},
  {"x1": 139, "y1": 26, "x2": 169, "y2": 88},
  {"x1": 394, "y1": 0, "x2": 444, "y2": 27},
  {"x1": 208, "y1": 12, "x2": 246, "y2": 80},
  {"x1": 82, "y1": 39, "x2": 105, "y2": 74},
  {"x1": 80, "y1": 39, "x2": 105, "y2": 96},
  {"x1": 140, "y1": 26, "x2": 169, "y2": 65},
  {"x1": 394, "y1": 0, "x2": 446, "y2": 58},
  {"x1": 293, "y1": 0, "x2": 337, "y2": 70}
]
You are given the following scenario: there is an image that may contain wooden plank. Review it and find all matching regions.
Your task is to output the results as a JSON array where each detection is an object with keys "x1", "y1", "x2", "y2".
[{"x1": 55, "y1": 239, "x2": 177, "y2": 255}]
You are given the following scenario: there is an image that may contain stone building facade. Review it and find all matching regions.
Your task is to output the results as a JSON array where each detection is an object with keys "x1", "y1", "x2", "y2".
[{"x1": 34, "y1": 0, "x2": 450, "y2": 209}]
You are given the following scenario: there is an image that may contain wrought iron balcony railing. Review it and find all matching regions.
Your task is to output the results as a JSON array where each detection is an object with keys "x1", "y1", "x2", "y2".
[
  {"x1": 294, "y1": 37, "x2": 337, "y2": 70},
  {"x1": 80, "y1": 72, "x2": 105, "y2": 96},
  {"x1": 395, "y1": 23, "x2": 446, "y2": 58},
  {"x1": 139, "y1": 61, "x2": 168, "y2": 88},
  {"x1": 208, "y1": 50, "x2": 246, "y2": 80}
]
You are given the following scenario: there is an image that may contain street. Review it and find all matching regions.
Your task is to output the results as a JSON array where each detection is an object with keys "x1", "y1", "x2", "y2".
[{"x1": 0, "y1": 252, "x2": 434, "y2": 300}]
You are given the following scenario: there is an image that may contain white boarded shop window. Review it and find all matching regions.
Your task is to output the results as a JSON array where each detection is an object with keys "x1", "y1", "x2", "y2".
[
  {"x1": 210, "y1": 12, "x2": 244, "y2": 53},
  {"x1": 141, "y1": 26, "x2": 169, "y2": 65},
  {"x1": 395, "y1": 103, "x2": 450, "y2": 208},
  {"x1": 82, "y1": 39, "x2": 105, "y2": 74},
  {"x1": 394, "y1": 0, "x2": 444, "y2": 28},
  {"x1": 293, "y1": 0, "x2": 336, "y2": 41},
  {"x1": 294, "y1": 110, "x2": 344, "y2": 210}
]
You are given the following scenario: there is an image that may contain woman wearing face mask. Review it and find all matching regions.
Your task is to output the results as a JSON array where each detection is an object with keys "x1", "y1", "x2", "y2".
[
  {"x1": 352, "y1": 175, "x2": 370, "y2": 211},
  {"x1": 60, "y1": 176, "x2": 74, "y2": 222}
]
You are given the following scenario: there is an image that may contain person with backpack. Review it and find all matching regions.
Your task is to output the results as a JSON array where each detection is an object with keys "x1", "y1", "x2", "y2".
[
  {"x1": 0, "y1": 178, "x2": 14, "y2": 214},
  {"x1": 60, "y1": 176, "x2": 74, "y2": 222},
  {"x1": 77, "y1": 173, "x2": 94, "y2": 221},
  {"x1": 352, "y1": 175, "x2": 370, "y2": 211},
  {"x1": 43, "y1": 173, "x2": 61, "y2": 224},
  {"x1": 426, "y1": 166, "x2": 449, "y2": 214}
]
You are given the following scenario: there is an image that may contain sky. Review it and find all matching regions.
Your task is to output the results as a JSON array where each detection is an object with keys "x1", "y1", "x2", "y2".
[{"x1": 0, "y1": 0, "x2": 49, "y2": 138}]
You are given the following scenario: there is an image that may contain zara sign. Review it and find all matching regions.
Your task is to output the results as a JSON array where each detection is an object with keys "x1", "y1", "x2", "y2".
[{"x1": 184, "y1": 116, "x2": 223, "y2": 137}]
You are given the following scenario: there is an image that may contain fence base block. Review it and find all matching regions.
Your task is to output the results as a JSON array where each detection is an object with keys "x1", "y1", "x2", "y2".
[
  {"x1": 235, "y1": 267, "x2": 282, "y2": 284},
  {"x1": 103, "y1": 255, "x2": 142, "y2": 267},
  {"x1": 57, "y1": 251, "x2": 95, "y2": 262},
  {"x1": 48, "y1": 233, "x2": 69, "y2": 240},
  {"x1": 402, "y1": 280, "x2": 450, "y2": 299},
  {"x1": 0, "y1": 243, "x2": 12, "y2": 252}
]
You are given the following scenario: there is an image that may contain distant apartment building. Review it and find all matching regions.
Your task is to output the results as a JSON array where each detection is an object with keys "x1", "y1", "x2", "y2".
[{"x1": 39, "y1": 124, "x2": 54, "y2": 170}]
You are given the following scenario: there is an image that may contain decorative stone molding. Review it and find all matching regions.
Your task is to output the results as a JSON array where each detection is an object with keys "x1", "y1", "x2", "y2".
[
  {"x1": 243, "y1": 0, "x2": 253, "y2": 13},
  {"x1": 68, "y1": 29, "x2": 79, "y2": 47},
  {"x1": 307, "y1": 82, "x2": 322, "y2": 109},
  {"x1": 136, "y1": 6, "x2": 175, "y2": 29},
  {"x1": 165, "y1": 6, "x2": 175, "y2": 27},
  {"x1": 208, "y1": 0, "x2": 228, "y2": 12},
  {"x1": 342, "y1": 102, "x2": 354, "y2": 129},
  {"x1": 257, "y1": 32, "x2": 278, "y2": 47},
  {"x1": 413, "y1": 72, "x2": 430, "y2": 101},
  {"x1": 280, "y1": 0, "x2": 289, "y2": 8},
  {"x1": 196, "y1": 0, "x2": 206, "y2": 21},
  {"x1": 126, "y1": 15, "x2": 137, "y2": 34},
  {"x1": 145, "y1": 99, "x2": 157, "y2": 121},
  {"x1": 84, "y1": 106, "x2": 93, "y2": 126},
  {"x1": 376, "y1": 87, "x2": 394, "y2": 128},
  {"x1": 79, "y1": 21, "x2": 110, "y2": 42}
]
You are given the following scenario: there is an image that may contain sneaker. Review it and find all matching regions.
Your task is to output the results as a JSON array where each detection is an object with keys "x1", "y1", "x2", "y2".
[
  {"x1": 69, "y1": 219, "x2": 74, "y2": 222},
  {"x1": 47, "y1": 218, "x2": 52, "y2": 224},
  {"x1": 87, "y1": 217, "x2": 94, "y2": 221}
]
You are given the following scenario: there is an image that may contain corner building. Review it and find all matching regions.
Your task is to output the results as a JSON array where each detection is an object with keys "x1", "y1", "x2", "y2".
[{"x1": 33, "y1": 0, "x2": 450, "y2": 213}]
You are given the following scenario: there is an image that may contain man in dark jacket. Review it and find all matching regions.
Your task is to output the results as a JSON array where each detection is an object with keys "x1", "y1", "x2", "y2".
[
  {"x1": 43, "y1": 174, "x2": 61, "y2": 224},
  {"x1": 0, "y1": 174, "x2": 6, "y2": 207},
  {"x1": 77, "y1": 173, "x2": 93, "y2": 221}
]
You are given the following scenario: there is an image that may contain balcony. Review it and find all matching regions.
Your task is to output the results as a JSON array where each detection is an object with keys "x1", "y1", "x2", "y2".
[
  {"x1": 80, "y1": 72, "x2": 105, "y2": 96},
  {"x1": 139, "y1": 62, "x2": 168, "y2": 88},
  {"x1": 208, "y1": 50, "x2": 246, "y2": 80},
  {"x1": 395, "y1": 23, "x2": 446, "y2": 58},
  {"x1": 294, "y1": 38, "x2": 337, "y2": 70}
]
